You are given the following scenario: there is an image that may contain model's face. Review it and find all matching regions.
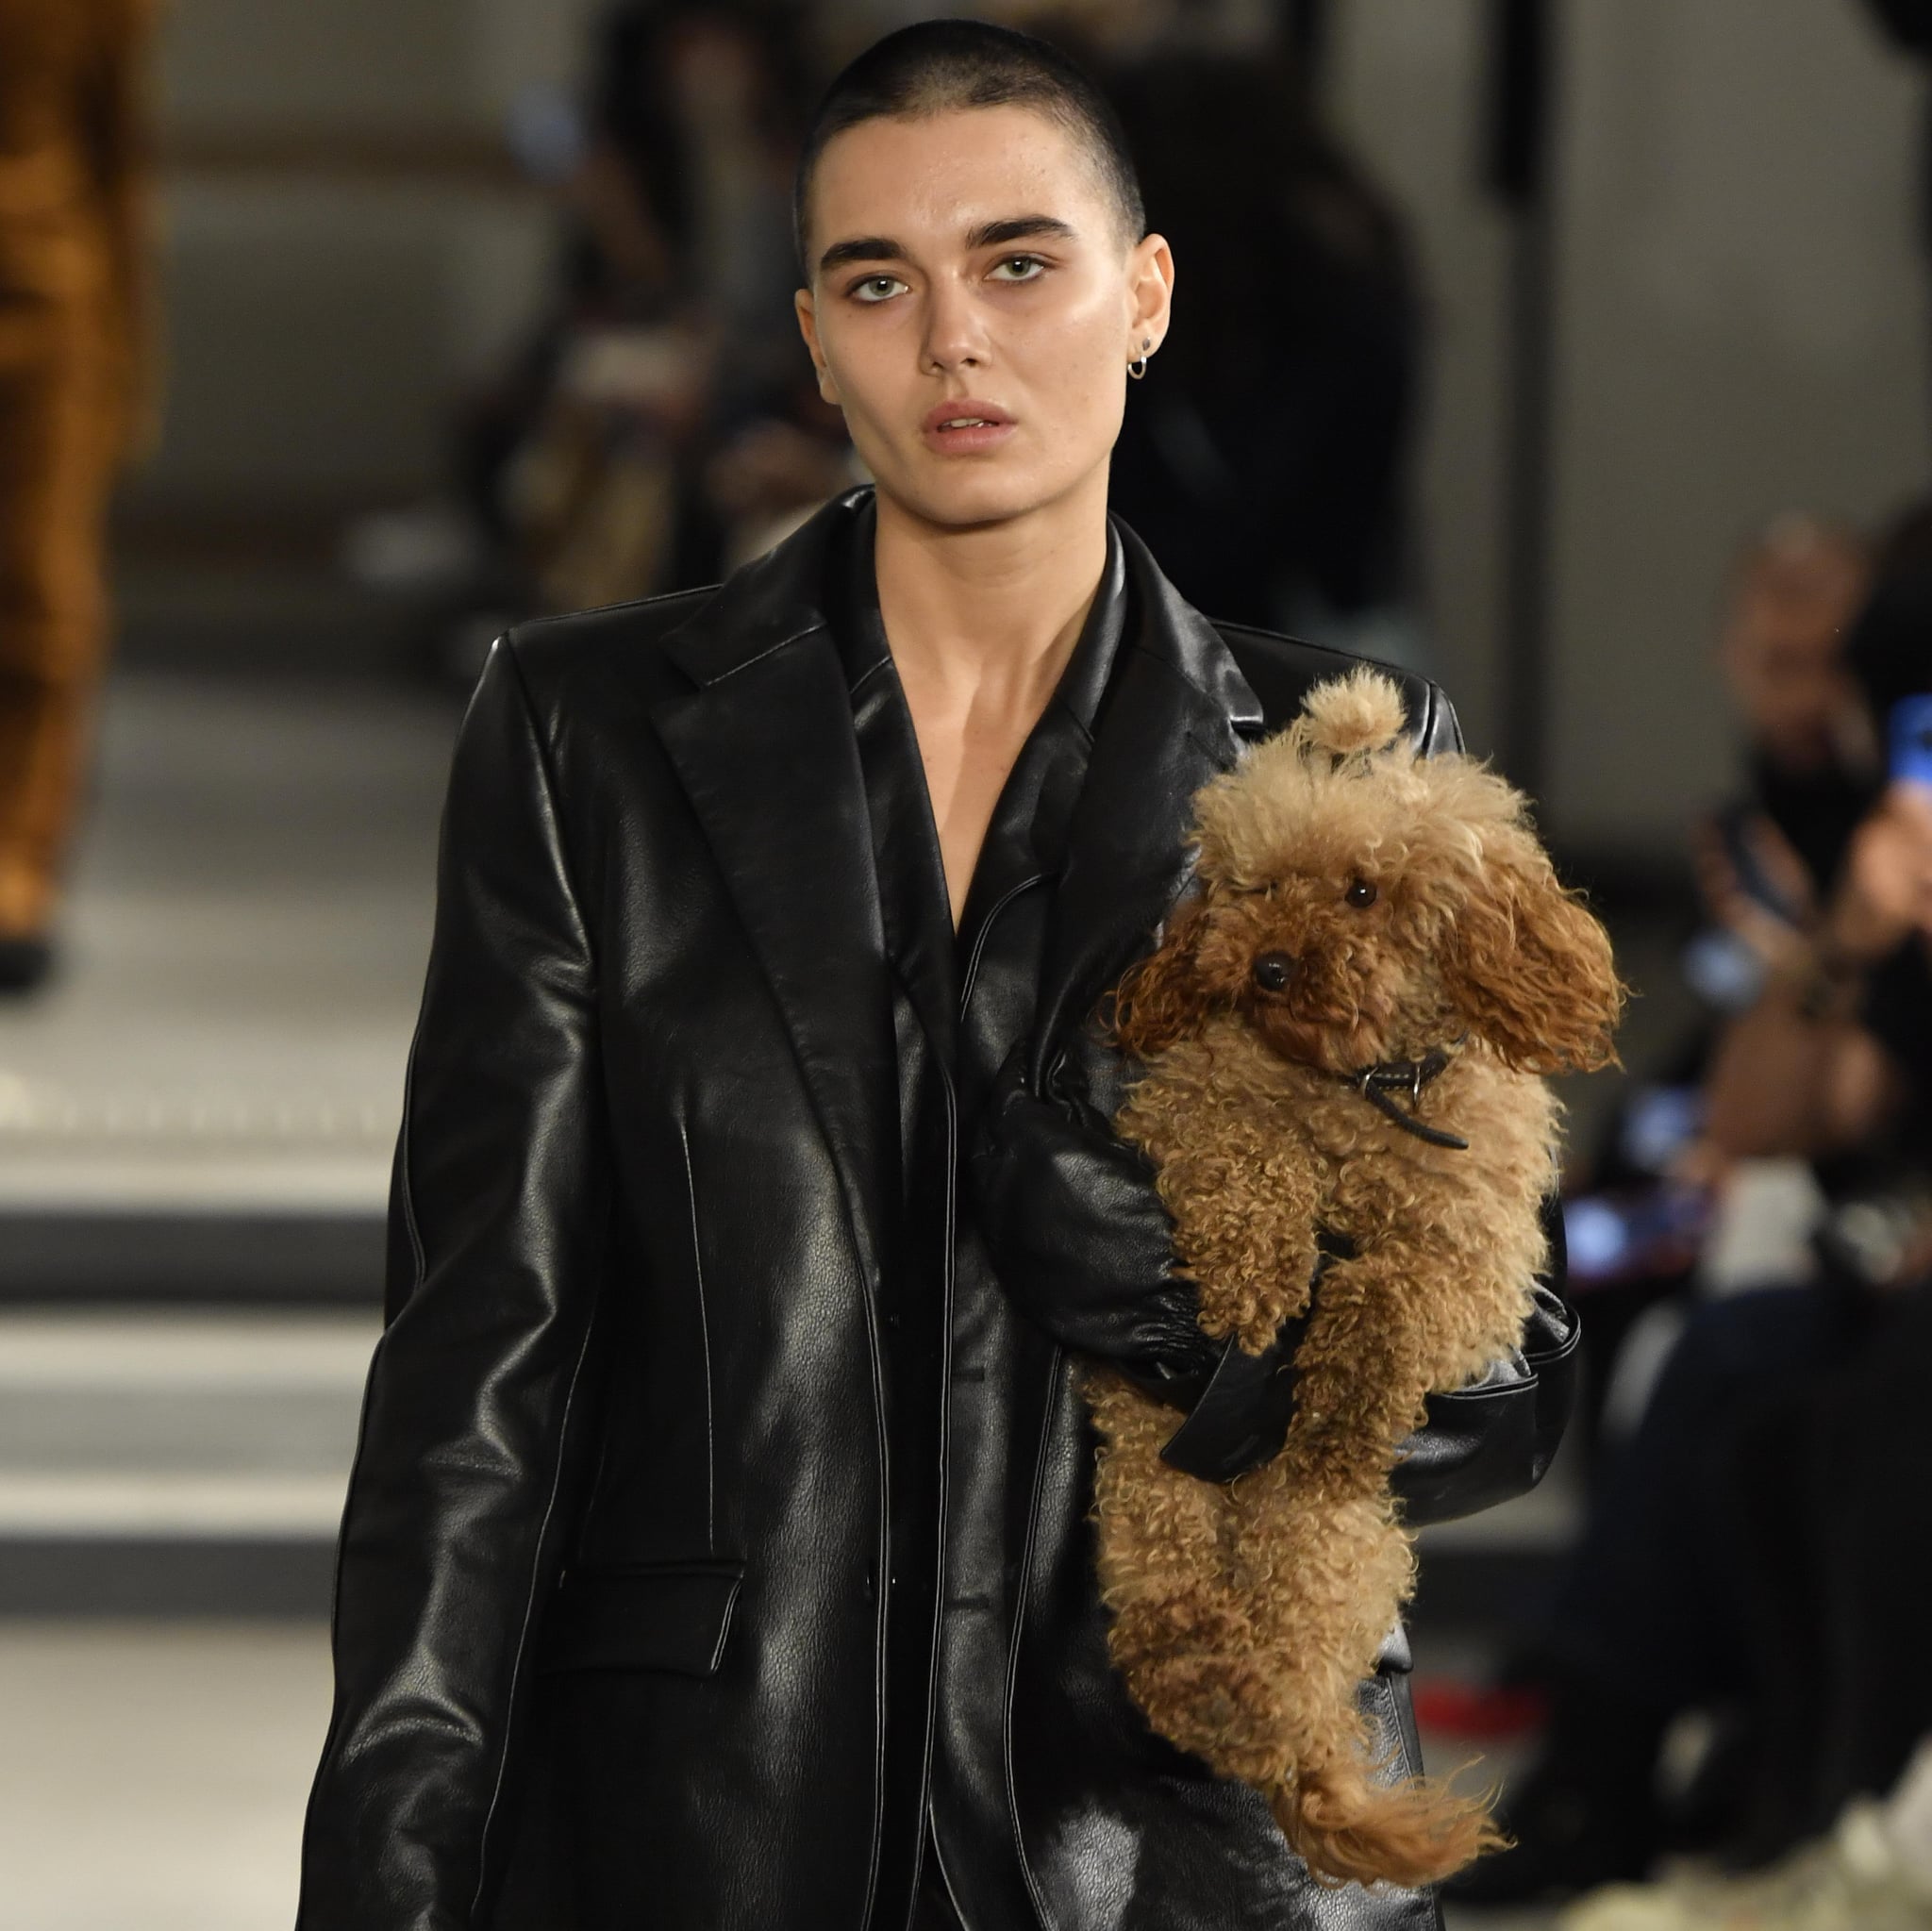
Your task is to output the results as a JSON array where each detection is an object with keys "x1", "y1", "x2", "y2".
[{"x1": 795, "y1": 106, "x2": 1173, "y2": 529}]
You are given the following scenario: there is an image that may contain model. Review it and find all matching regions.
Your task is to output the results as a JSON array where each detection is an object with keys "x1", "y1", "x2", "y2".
[{"x1": 297, "y1": 20, "x2": 1576, "y2": 1930}]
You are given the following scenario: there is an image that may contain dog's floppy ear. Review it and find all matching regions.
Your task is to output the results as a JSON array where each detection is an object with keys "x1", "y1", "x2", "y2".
[
  {"x1": 1440, "y1": 822, "x2": 1624, "y2": 1075},
  {"x1": 1109, "y1": 894, "x2": 1214, "y2": 1058}
]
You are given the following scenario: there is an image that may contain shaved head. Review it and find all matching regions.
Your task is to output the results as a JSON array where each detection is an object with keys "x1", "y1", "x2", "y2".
[{"x1": 793, "y1": 18, "x2": 1144, "y2": 278}]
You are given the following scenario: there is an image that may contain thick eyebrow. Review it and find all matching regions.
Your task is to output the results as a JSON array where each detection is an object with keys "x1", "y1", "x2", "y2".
[
  {"x1": 966, "y1": 214, "x2": 1079, "y2": 251},
  {"x1": 816, "y1": 213, "x2": 1079, "y2": 280}
]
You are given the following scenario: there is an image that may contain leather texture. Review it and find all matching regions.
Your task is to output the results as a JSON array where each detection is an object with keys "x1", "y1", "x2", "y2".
[
  {"x1": 968, "y1": 1037, "x2": 1228, "y2": 1407},
  {"x1": 297, "y1": 486, "x2": 1571, "y2": 1931},
  {"x1": 539, "y1": 1561, "x2": 746, "y2": 1678},
  {"x1": 1387, "y1": 1206, "x2": 1580, "y2": 1523}
]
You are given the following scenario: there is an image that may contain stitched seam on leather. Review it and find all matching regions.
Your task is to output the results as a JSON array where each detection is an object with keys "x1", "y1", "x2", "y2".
[
  {"x1": 1424, "y1": 1378, "x2": 1541, "y2": 1407},
  {"x1": 1002, "y1": 1346, "x2": 1065, "y2": 1931},
  {"x1": 293, "y1": 1319, "x2": 392, "y2": 1923},
  {"x1": 849, "y1": 655, "x2": 891, "y2": 699},
  {"x1": 708, "y1": 1576, "x2": 744, "y2": 1673},
  {"x1": 500, "y1": 634, "x2": 596, "y2": 971},
  {"x1": 466, "y1": 636, "x2": 609, "y2": 1926},
  {"x1": 468, "y1": 1296, "x2": 602, "y2": 1925},
  {"x1": 860, "y1": 1329, "x2": 891, "y2": 1930},
  {"x1": 929, "y1": 1821, "x2": 973, "y2": 1929},
  {"x1": 524, "y1": 580, "x2": 715, "y2": 634},
  {"x1": 709, "y1": 617, "x2": 829, "y2": 683},
  {"x1": 854, "y1": 1157, "x2": 892, "y2": 1929},
  {"x1": 396, "y1": 1031, "x2": 427, "y2": 1296},
  {"x1": 678, "y1": 1122, "x2": 717, "y2": 1554},
  {"x1": 958, "y1": 874, "x2": 1045, "y2": 1010},
  {"x1": 1213, "y1": 621, "x2": 1416, "y2": 689},
  {"x1": 1212, "y1": 621, "x2": 1361, "y2": 665},
  {"x1": 1524, "y1": 1321, "x2": 1584, "y2": 1368}
]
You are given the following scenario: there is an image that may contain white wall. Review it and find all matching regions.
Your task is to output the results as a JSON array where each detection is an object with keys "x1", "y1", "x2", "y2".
[
  {"x1": 143, "y1": 0, "x2": 595, "y2": 515},
  {"x1": 1548, "y1": 0, "x2": 1927, "y2": 850},
  {"x1": 1326, "y1": 0, "x2": 1515, "y2": 760},
  {"x1": 1329, "y1": 0, "x2": 1929, "y2": 856}
]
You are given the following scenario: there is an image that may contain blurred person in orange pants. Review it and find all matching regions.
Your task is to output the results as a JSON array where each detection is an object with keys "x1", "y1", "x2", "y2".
[{"x1": 0, "y1": 0, "x2": 157, "y2": 991}]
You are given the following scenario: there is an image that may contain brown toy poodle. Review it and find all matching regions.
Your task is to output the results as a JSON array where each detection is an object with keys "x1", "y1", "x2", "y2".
[{"x1": 1091, "y1": 667, "x2": 1623, "y2": 1890}]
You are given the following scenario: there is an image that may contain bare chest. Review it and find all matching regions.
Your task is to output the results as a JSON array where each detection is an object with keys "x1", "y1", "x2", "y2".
[{"x1": 904, "y1": 695, "x2": 1043, "y2": 930}]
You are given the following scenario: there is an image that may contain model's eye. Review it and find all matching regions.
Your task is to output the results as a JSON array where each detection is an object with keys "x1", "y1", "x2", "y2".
[
  {"x1": 1252, "y1": 951, "x2": 1299, "y2": 991},
  {"x1": 1345, "y1": 878, "x2": 1378, "y2": 908},
  {"x1": 989, "y1": 254, "x2": 1046, "y2": 282},
  {"x1": 850, "y1": 275, "x2": 906, "y2": 304}
]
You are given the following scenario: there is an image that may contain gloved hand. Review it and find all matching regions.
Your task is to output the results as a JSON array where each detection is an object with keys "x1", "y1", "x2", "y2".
[{"x1": 967, "y1": 1028, "x2": 1224, "y2": 1407}]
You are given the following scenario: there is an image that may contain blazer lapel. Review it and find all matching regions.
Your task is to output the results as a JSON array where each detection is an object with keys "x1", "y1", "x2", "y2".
[
  {"x1": 649, "y1": 493, "x2": 898, "y2": 1293},
  {"x1": 1029, "y1": 516, "x2": 1263, "y2": 1082},
  {"x1": 642, "y1": 490, "x2": 1263, "y2": 1272}
]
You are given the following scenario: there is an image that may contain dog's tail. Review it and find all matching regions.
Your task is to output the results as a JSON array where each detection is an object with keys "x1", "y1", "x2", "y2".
[{"x1": 1271, "y1": 1756, "x2": 1507, "y2": 1890}]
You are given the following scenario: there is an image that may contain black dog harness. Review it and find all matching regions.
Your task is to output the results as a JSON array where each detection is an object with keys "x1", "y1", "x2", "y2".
[{"x1": 1341, "y1": 1044, "x2": 1470, "y2": 1151}]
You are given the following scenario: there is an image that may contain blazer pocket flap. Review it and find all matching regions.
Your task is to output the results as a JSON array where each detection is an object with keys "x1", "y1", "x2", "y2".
[{"x1": 541, "y1": 1562, "x2": 745, "y2": 1678}]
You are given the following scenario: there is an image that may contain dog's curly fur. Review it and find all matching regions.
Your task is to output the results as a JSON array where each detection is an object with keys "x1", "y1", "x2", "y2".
[{"x1": 1089, "y1": 668, "x2": 1624, "y2": 1890}]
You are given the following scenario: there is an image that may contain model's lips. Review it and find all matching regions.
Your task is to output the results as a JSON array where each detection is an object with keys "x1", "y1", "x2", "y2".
[{"x1": 921, "y1": 398, "x2": 1016, "y2": 455}]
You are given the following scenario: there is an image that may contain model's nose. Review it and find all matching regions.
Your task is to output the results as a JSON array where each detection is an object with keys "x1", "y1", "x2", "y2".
[
  {"x1": 1251, "y1": 951, "x2": 1300, "y2": 991},
  {"x1": 920, "y1": 276, "x2": 991, "y2": 377}
]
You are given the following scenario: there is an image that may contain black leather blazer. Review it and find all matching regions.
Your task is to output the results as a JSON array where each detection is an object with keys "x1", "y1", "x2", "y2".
[{"x1": 297, "y1": 487, "x2": 1577, "y2": 1931}]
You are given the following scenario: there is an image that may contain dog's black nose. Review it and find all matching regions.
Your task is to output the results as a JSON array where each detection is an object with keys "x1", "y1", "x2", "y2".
[{"x1": 1252, "y1": 951, "x2": 1300, "y2": 991}]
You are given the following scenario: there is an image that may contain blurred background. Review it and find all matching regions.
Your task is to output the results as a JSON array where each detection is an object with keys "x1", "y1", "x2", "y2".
[{"x1": 2, "y1": 1, "x2": 1930, "y2": 1926}]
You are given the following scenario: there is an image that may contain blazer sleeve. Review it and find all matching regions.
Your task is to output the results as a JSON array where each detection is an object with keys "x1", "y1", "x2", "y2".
[{"x1": 297, "y1": 638, "x2": 611, "y2": 1931}]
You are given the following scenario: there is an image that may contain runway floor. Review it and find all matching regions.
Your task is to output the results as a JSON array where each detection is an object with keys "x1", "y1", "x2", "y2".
[{"x1": 0, "y1": 1617, "x2": 1556, "y2": 1930}]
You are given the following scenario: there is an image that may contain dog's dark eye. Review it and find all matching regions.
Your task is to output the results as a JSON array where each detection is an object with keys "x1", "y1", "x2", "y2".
[
  {"x1": 1345, "y1": 878, "x2": 1378, "y2": 908},
  {"x1": 1252, "y1": 951, "x2": 1297, "y2": 991}
]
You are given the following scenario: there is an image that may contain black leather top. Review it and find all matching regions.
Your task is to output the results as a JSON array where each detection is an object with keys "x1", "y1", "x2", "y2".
[{"x1": 296, "y1": 486, "x2": 1574, "y2": 1931}]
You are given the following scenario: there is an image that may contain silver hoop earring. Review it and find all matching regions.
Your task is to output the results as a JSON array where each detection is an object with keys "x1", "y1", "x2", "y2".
[{"x1": 1128, "y1": 337, "x2": 1152, "y2": 380}]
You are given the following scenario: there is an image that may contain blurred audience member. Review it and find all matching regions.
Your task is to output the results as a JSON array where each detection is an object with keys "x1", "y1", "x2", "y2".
[
  {"x1": 1701, "y1": 540, "x2": 1932, "y2": 1182},
  {"x1": 1096, "y1": 40, "x2": 1424, "y2": 656},
  {"x1": 356, "y1": 1, "x2": 854, "y2": 653},
  {"x1": 0, "y1": 0, "x2": 157, "y2": 990},
  {"x1": 1703, "y1": 515, "x2": 1877, "y2": 920},
  {"x1": 1451, "y1": 520, "x2": 1930, "y2": 1908},
  {"x1": 1557, "y1": 1283, "x2": 1932, "y2": 1929},
  {"x1": 1558, "y1": 517, "x2": 1874, "y2": 1453},
  {"x1": 500, "y1": 0, "x2": 841, "y2": 611}
]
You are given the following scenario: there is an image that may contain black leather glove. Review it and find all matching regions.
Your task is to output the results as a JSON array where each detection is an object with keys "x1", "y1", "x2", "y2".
[
  {"x1": 1388, "y1": 1205, "x2": 1582, "y2": 1524},
  {"x1": 968, "y1": 1032, "x2": 1224, "y2": 1407},
  {"x1": 970, "y1": 1028, "x2": 1580, "y2": 1507}
]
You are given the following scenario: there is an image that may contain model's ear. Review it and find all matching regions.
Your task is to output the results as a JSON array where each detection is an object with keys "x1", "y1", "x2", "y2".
[
  {"x1": 793, "y1": 289, "x2": 839, "y2": 405},
  {"x1": 1440, "y1": 826, "x2": 1624, "y2": 1075},
  {"x1": 1109, "y1": 894, "x2": 1214, "y2": 1059}
]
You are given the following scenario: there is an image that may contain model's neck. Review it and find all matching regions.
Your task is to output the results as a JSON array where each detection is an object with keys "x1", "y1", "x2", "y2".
[{"x1": 871, "y1": 471, "x2": 1111, "y2": 707}]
